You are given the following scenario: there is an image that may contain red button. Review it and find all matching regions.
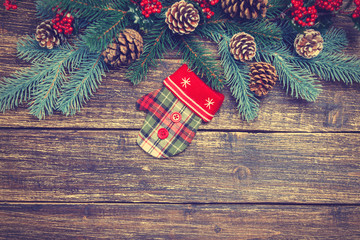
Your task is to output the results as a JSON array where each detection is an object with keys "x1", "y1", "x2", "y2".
[
  {"x1": 170, "y1": 112, "x2": 182, "y2": 123},
  {"x1": 158, "y1": 128, "x2": 169, "y2": 139}
]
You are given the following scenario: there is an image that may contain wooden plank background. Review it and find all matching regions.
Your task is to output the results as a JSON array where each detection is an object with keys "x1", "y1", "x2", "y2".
[{"x1": 0, "y1": 1, "x2": 360, "y2": 239}]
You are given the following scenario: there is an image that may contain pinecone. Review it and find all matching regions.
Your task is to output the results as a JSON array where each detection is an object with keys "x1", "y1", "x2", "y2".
[
  {"x1": 221, "y1": 0, "x2": 268, "y2": 19},
  {"x1": 294, "y1": 29, "x2": 324, "y2": 59},
  {"x1": 102, "y1": 29, "x2": 143, "y2": 67},
  {"x1": 229, "y1": 32, "x2": 256, "y2": 62},
  {"x1": 35, "y1": 20, "x2": 63, "y2": 49},
  {"x1": 165, "y1": 0, "x2": 200, "y2": 35},
  {"x1": 249, "y1": 62, "x2": 278, "y2": 97}
]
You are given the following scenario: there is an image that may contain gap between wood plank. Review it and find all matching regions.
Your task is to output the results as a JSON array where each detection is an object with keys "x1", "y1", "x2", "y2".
[{"x1": 1, "y1": 201, "x2": 359, "y2": 206}]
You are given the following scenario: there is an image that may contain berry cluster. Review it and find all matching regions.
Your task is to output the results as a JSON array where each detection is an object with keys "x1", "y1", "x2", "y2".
[
  {"x1": 51, "y1": 8, "x2": 74, "y2": 35},
  {"x1": 3, "y1": 0, "x2": 17, "y2": 10},
  {"x1": 193, "y1": 0, "x2": 219, "y2": 19},
  {"x1": 290, "y1": 0, "x2": 318, "y2": 27},
  {"x1": 315, "y1": 0, "x2": 343, "y2": 11},
  {"x1": 353, "y1": 0, "x2": 360, "y2": 18},
  {"x1": 139, "y1": 0, "x2": 162, "y2": 18}
]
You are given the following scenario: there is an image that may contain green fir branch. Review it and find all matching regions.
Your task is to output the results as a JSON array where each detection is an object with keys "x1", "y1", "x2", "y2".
[
  {"x1": 195, "y1": 13, "x2": 227, "y2": 42},
  {"x1": 36, "y1": 0, "x2": 56, "y2": 19},
  {"x1": 273, "y1": 54, "x2": 321, "y2": 101},
  {"x1": 224, "y1": 19, "x2": 282, "y2": 45},
  {"x1": 288, "y1": 28, "x2": 360, "y2": 84},
  {"x1": 81, "y1": 13, "x2": 129, "y2": 52},
  {"x1": 178, "y1": 35, "x2": 224, "y2": 90},
  {"x1": 48, "y1": 0, "x2": 128, "y2": 22},
  {"x1": 322, "y1": 27, "x2": 348, "y2": 53},
  {"x1": 0, "y1": 67, "x2": 46, "y2": 113},
  {"x1": 16, "y1": 36, "x2": 73, "y2": 63},
  {"x1": 28, "y1": 51, "x2": 79, "y2": 119},
  {"x1": 292, "y1": 53, "x2": 360, "y2": 84},
  {"x1": 0, "y1": 34, "x2": 107, "y2": 119},
  {"x1": 127, "y1": 21, "x2": 174, "y2": 85},
  {"x1": 57, "y1": 52, "x2": 107, "y2": 116},
  {"x1": 266, "y1": 0, "x2": 290, "y2": 19},
  {"x1": 1, "y1": 36, "x2": 77, "y2": 116},
  {"x1": 218, "y1": 35, "x2": 259, "y2": 121},
  {"x1": 256, "y1": 40, "x2": 321, "y2": 101}
]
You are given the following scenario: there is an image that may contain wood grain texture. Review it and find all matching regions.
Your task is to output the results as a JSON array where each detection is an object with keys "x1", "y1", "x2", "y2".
[
  {"x1": 1, "y1": 1, "x2": 360, "y2": 239},
  {"x1": 0, "y1": 203, "x2": 359, "y2": 239},
  {"x1": 1, "y1": 130, "x2": 359, "y2": 203},
  {"x1": 1, "y1": 1, "x2": 360, "y2": 131}
]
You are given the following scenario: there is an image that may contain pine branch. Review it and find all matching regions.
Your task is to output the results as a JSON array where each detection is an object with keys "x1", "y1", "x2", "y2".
[
  {"x1": 17, "y1": 36, "x2": 72, "y2": 63},
  {"x1": 286, "y1": 27, "x2": 359, "y2": 85},
  {"x1": 28, "y1": 54, "x2": 73, "y2": 119},
  {"x1": 81, "y1": 12, "x2": 129, "y2": 52},
  {"x1": 36, "y1": 0, "x2": 56, "y2": 19},
  {"x1": 266, "y1": 0, "x2": 290, "y2": 19},
  {"x1": 57, "y1": 52, "x2": 107, "y2": 116},
  {"x1": 0, "y1": 67, "x2": 45, "y2": 113},
  {"x1": 195, "y1": 12, "x2": 227, "y2": 42},
  {"x1": 322, "y1": 27, "x2": 348, "y2": 53},
  {"x1": 273, "y1": 54, "x2": 321, "y2": 101},
  {"x1": 256, "y1": 40, "x2": 321, "y2": 101},
  {"x1": 224, "y1": 19, "x2": 282, "y2": 45},
  {"x1": 0, "y1": 36, "x2": 76, "y2": 116},
  {"x1": 256, "y1": 35, "x2": 322, "y2": 101},
  {"x1": 178, "y1": 35, "x2": 224, "y2": 90},
  {"x1": 48, "y1": 0, "x2": 128, "y2": 22},
  {"x1": 292, "y1": 53, "x2": 360, "y2": 84},
  {"x1": 218, "y1": 35, "x2": 259, "y2": 121},
  {"x1": 127, "y1": 21, "x2": 174, "y2": 85}
]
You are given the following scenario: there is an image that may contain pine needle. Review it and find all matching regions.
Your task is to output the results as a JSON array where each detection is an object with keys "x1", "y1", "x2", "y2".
[
  {"x1": 126, "y1": 20, "x2": 174, "y2": 85},
  {"x1": 218, "y1": 35, "x2": 259, "y2": 121},
  {"x1": 224, "y1": 19, "x2": 282, "y2": 45},
  {"x1": 1, "y1": 35, "x2": 109, "y2": 119},
  {"x1": 273, "y1": 55, "x2": 321, "y2": 101},
  {"x1": 81, "y1": 13, "x2": 128, "y2": 52},
  {"x1": 256, "y1": 42, "x2": 321, "y2": 101},
  {"x1": 57, "y1": 51, "x2": 107, "y2": 116},
  {"x1": 178, "y1": 35, "x2": 224, "y2": 90}
]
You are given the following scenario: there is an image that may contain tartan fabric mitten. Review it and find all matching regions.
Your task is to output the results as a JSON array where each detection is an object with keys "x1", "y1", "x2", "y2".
[{"x1": 136, "y1": 64, "x2": 224, "y2": 158}]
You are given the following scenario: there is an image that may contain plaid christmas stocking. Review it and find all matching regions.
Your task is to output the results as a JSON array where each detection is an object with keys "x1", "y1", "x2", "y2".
[{"x1": 136, "y1": 64, "x2": 224, "y2": 158}]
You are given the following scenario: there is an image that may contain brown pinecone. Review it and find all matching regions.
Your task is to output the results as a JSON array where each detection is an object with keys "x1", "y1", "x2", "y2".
[
  {"x1": 229, "y1": 32, "x2": 256, "y2": 62},
  {"x1": 165, "y1": 0, "x2": 200, "y2": 35},
  {"x1": 221, "y1": 0, "x2": 268, "y2": 19},
  {"x1": 102, "y1": 29, "x2": 143, "y2": 67},
  {"x1": 35, "y1": 20, "x2": 63, "y2": 49},
  {"x1": 294, "y1": 29, "x2": 324, "y2": 59},
  {"x1": 249, "y1": 62, "x2": 278, "y2": 97}
]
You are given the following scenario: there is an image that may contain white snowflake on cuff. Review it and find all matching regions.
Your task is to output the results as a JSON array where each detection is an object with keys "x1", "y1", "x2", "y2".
[
  {"x1": 204, "y1": 98, "x2": 215, "y2": 109},
  {"x1": 181, "y1": 77, "x2": 191, "y2": 88}
]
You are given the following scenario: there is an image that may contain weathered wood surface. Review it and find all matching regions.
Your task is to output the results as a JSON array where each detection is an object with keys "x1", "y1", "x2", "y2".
[
  {"x1": 1, "y1": 2, "x2": 360, "y2": 132},
  {"x1": 1, "y1": 203, "x2": 359, "y2": 240},
  {"x1": 1, "y1": 130, "x2": 359, "y2": 203},
  {"x1": 1, "y1": 1, "x2": 360, "y2": 239}
]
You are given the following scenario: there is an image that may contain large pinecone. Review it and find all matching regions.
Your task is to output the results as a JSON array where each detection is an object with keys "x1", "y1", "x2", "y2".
[
  {"x1": 229, "y1": 32, "x2": 256, "y2": 62},
  {"x1": 294, "y1": 29, "x2": 324, "y2": 59},
  {"x1": 35, "y1": 20, "x2": 63, "y2": 49},
  {"x1": 102, "y1": 29, "x2": 143, "y2": 67},
  {"x1": 249, "y1": 62, "x2": 278, "y2": 97},
  {"x1": 165, "y1": 0, "x2": 200, "y2": 35},
  {"x1": 221, "y1": 0, "x2": 268, "y2": 19}
]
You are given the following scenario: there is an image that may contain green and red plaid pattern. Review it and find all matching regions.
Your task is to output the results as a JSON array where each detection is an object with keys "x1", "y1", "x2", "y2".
[{"x1": 136, "y1": 87, "x2": 202, "y2": 158}]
